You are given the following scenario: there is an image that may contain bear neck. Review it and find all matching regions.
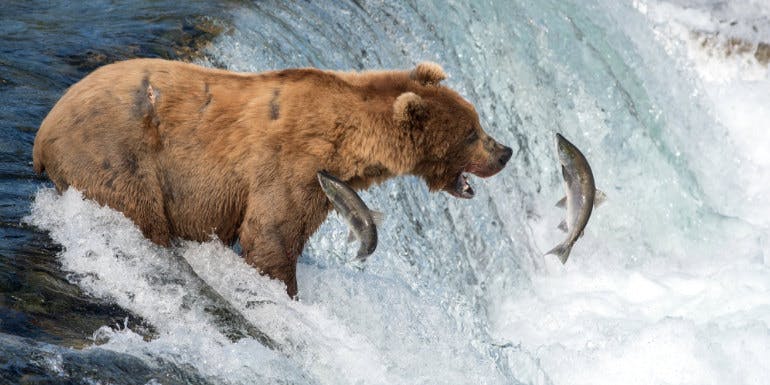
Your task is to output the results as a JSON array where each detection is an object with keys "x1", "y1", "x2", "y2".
[{"x1": 270, "y1": 68, "x2": 418, "y2": 192}]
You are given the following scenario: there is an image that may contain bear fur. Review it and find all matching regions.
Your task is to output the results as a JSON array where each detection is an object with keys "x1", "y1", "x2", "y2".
[{"x1": 33, "y1": 59, "x2": 512, "y2": 297}]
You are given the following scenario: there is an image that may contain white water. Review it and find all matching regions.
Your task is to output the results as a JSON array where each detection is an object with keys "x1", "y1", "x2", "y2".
[{"x1": 26, "y1": 1, "x2": 770, "y2": 384}]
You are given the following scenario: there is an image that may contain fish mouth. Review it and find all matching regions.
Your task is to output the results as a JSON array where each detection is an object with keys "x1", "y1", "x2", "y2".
[{"x1": 446, "y1": 173, "x2": 475, "y2": 199}]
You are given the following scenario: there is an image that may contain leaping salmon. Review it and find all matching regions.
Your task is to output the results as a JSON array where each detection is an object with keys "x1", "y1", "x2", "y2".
[{"x1": 546, "y1": 133, "x2": 604, "y2": 264}]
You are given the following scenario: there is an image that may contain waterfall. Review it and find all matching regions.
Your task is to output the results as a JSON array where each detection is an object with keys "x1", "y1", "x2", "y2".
[{"x1": 22, "y1": 1, "x2": 770, "y2": 384}]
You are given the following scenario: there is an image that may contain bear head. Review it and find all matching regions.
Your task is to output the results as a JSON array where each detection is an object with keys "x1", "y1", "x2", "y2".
[{"x1": 390, "y1": 62, "x2": 512, "y2": 198}]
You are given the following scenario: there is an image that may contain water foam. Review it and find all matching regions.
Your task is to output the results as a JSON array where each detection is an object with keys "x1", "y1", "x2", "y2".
[{"x1": 27, "y1": 187, "x2": 516, "y2": 384}]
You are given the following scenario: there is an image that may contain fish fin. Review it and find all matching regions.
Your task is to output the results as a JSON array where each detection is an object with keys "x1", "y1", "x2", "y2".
[
  {"x1": 557, "y1": 220, "x2": 568, "y2": 232},
  {"x1": 347, "y1": 230, "x2": 356, "y2": 243},
  {"x1": 594, "y1": 189, "x2": 607, "y2": 207},
  {"x1": 555, "y1": 196, "x2": 567, "y2": 208},
  {"x1": 370, "y1": 210, "x2": 385, "y2": 226},
  {"x1": 561, "y1": 165, "x2": 577, "y2": 186},
  {"x1": 578, "y1": 229, "x2": 585, "y2": 239},
  {"x1": 545, "y1": 243, "x2": 572, "y2": 264}
]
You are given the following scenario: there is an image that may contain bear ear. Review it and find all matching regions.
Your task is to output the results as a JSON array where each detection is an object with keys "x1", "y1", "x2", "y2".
[
  {"x1": 393, "y1": 92, "x2": 427, "y2": 128},
  {"x1": 409, "y1": 62, "x2": 446, "y2": 86}
]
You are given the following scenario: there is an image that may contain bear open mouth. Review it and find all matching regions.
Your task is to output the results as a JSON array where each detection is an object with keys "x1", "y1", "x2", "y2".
[{"x1": 448, "y1": 173, "x2": 474, "y2": 199}]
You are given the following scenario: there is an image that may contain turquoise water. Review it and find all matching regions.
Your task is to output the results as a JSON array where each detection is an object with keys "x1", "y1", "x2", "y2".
[{"x1": 5, "y1": 1, "x2": 770, "y2": 384}]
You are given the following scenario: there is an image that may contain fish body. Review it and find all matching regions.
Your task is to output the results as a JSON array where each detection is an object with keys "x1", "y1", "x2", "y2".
[
  {"x1": 555, "y1": 189, "x2": 606, "y2": 232},
  {"x1": 317, "y1": 171, "x2": 380, "y2": 261},
  {"x1": 546, "y1": 133, "x2": 597, "y2": 264}
]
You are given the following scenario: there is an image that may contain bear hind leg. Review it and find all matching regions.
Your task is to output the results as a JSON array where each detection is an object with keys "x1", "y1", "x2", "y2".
[{"x1": 85, "y1": 165, "x2": 172, "y2": 247}]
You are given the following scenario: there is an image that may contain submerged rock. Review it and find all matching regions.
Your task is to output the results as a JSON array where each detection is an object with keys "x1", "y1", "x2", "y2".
[{"x1": 0, "y1": 332, "x2": 214, "y2": 385}]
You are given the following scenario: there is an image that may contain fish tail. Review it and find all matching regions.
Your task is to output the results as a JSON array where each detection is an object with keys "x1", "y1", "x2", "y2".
[
  {"x1": 356, "y1": 249, "x2": 371, "y2": 262},
  {"x1": 545, "y1": 243, "x2": 572, "y2": 264},
  {"x1": 356, "y1": 241, "x2": 376, "y2": 261}
]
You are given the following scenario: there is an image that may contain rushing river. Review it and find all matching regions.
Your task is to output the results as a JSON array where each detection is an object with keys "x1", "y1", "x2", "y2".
[{"x1": 2, "y1": 1, "x2": 770, "y2": 384}]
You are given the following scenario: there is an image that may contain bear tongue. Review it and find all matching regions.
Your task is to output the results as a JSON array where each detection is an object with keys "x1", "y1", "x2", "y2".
[{"x1": 449, "y1": 173, "x2": 475, "y2": 199}]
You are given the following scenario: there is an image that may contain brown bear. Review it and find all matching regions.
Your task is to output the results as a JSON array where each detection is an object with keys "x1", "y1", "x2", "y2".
[{"x1": 32, "y1": 59, "x2": 512, "y2": 297}]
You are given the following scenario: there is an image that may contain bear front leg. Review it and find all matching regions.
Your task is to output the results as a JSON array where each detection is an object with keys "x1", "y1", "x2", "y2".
[{"x1": 239, "y1": 214, "x2": 299, "y2": 298}]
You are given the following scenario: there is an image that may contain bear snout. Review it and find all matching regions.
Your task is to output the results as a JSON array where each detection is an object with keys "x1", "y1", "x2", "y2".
[
  {"x1": 467, "y1": 140, "x2": 512, "y2": 178},
  {"x1": 498, "y1": 146, "x2": 513, "y2": 166}
]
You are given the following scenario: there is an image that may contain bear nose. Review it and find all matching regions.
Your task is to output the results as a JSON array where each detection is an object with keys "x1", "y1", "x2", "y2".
[{"x1": 498, "y1": 146, "x2": 513, "y2": 166}]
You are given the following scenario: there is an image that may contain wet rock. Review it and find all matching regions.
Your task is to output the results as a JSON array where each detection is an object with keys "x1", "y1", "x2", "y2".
[
  {"x1": 63, "y1": 16, "x2": 228, "y2": 72},
  {"x1": 0, "y1": 332, "x2": 214, "y2": 385},
  {"x1": 755, "y1": 42, "x2": 770, "y2": 65},
  {"x1": 692, "y1": 30, "x2": 770, "y2": 66}
]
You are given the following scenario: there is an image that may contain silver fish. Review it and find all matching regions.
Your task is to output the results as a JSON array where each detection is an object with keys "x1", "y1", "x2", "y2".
[
  {"x1": 555, "y1": 190, "x2": 606, "y2": 232},
  {"x1": 317, "y1": 171, "x2": 383, "y2": 261},
  {"x1": 546, "y1": 133, "x2": 602, "y2": 264}
]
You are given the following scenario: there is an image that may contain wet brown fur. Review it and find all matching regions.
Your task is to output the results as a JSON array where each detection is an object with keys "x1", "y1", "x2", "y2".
[{"x1": 33, "y1": 59, "x2": 510, "y2": 297}]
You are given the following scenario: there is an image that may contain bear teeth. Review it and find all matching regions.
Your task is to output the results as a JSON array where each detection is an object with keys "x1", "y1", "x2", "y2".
[
  {"x1": 457, "y1": 174, "x2": 474, "y2": 198},
  {"x1": 461, "y1": 174, "x2": 471, "y2": 192},
  {"x1": 447, "y1": 173, "x2": 474, "y2": 199}
]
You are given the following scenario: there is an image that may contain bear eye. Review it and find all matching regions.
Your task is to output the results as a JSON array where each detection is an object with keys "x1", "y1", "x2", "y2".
[{"x1": 465, "y1": 130, "x2": 478, "y2": 144}]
